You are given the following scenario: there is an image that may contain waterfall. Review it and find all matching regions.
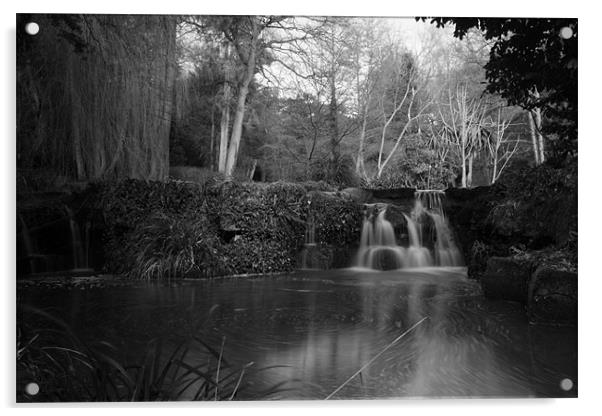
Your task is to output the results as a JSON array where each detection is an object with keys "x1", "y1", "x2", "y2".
[
  {"x1": 356, "y1": 191, "x2": 462, "y2": 270},
  {"x1": 301, "y1": 213, "x2": 318, "y2": 269}
]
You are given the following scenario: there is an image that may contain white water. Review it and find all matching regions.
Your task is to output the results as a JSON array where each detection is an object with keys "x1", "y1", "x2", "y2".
[
  {"x1": 301, "y1": 213, "x2": 320, "y2": 269},
  {"x1": 356, "y1": 191, "x2": 462, "y2": 270}
]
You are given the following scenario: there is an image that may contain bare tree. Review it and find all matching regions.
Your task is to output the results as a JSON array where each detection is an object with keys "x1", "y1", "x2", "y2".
[
  {"x1": 371, "y1": 49, "x2": 434, "y2": 179},
  {"x1": 437, "y1": 83, "x2": 487, "y2": 188},
  {"x1": 348, "y1": 19, "x2": 384, "y2": 180},
  {"x1": 427, "y1": 117, "x2": 452, "y2": 183},
  {"x1": 484, "y1": 107, "x2": 521, "y2": 184},
  {"x1": 218, "y1": 41, "x2": 233, "y2": 173}
]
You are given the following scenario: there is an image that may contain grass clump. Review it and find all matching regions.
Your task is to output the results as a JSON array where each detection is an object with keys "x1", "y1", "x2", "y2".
[{"x1": 17, "y1": 306, "x2": 290, "y2": 402}]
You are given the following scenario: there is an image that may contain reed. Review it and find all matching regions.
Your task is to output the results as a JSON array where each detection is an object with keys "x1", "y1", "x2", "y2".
[{"x1": 17, "y1": 305, "x2": 289, "y2": 401}]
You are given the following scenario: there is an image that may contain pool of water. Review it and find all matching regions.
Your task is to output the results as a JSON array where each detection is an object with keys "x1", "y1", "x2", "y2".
[{"x1": 17, "y1": 267, "x2": 577, "y2": 400}]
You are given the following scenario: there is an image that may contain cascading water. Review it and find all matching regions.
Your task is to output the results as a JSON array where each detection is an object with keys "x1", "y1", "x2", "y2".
[
  {"x1": 300, "y1": 213, "x2": 318, "y2": 269},
  {"x1": 356, "y1": 191, "x2": 462, "y2": 270},
  {"x1": 414, "y1": 190, "x2": 463, "y2": 267}
]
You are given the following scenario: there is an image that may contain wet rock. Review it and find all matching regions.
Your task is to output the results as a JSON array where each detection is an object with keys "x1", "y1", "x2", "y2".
[
  {"x1": 528, "y1": 267, "x2": 577, "y2": 325},
  {"x1": 383, "y1": 204, "x2": 407, "y2": 230},
  {"x1": 481, "y1": 256, "x2": 534, "y2": 303}
]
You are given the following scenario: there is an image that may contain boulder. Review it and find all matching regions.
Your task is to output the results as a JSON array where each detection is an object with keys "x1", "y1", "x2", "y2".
[
  {"x1": 528, "y1": 267, "x2": 577, "y2": 325},
  {"x1": 481, "y1": 256, "x2": 534, "y2": 303},
  {"x1": 383, "y1": 204, "x2": 408, "y2": 229}
]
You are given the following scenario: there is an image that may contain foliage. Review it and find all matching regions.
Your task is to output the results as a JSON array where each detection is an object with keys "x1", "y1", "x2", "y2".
[
  {"x1": 447, "y1": 161, "x2": 577, "y2": 280},
  {"x1": 489, "y1": 161, "x2": 577, "y2": 245},
  {"x1": 17, "y1": 306, "x2": 287, "y2": 401},
  {"x1": 208, "y1": 181, "x2": 309, "y2": 274},
  {"x1": 88, "y1": 178, "x2": 363, "y2": 279},
  {"x1": 92, "y1": 179, "x2": 209, "y2": 275},
  {"x1": 98, "y1": 180, "x2": 207, "y2": 226},
  {"x1": 425, "y1": 18, "x2": 577, "y2": 164},
  {"x1": 308, "y1": 191, "x2": 363, "y2": 246},
  {"x1": 361, "y1": 135, "x2": 456, "y2": 189},
  {"x1": 310, "y1": 154, "x2": 360, "y2": 189},
  {"x1": 92, "y1": 179, "x2": 362, "y2": 278},
  {"x1": 124, "y1": 212, "x2": 222, "y2": 279}
]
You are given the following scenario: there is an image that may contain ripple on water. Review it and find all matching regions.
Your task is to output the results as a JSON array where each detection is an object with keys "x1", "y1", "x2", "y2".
[{"x1": 18, "y1": 268, "x2": 577, "y2": 399}]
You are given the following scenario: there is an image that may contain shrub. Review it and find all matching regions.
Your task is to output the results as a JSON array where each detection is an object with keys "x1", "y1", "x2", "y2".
[
  {"x1": 82, "y1": 178, "x2": 363, "y2": 278},
  {"x1": 124, "y1": 212, "x2": 222, "y2": 280},
  {"x1": 207, "y1": 181, "x2": 308, "y2": 274},
  {"x1": 308, "y1": 191, "x2": 362, "y2": 246},
  {"x1": 92, "y1": 179, "x2": 210, "y2": 275},
  {"x1": 489, "y1": 161, "x2": 577, "y2": 247}
]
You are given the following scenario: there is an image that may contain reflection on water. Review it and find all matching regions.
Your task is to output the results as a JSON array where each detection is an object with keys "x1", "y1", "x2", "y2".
[{"x1": 18, "y1": 268, "x2": 577, "y2": 399}]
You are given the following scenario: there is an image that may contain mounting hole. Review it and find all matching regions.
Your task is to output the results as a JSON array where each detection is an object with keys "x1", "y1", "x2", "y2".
[
  {"x1": 25, "y1": 382, "x2": 40, "y2": 396},
  {"x1": 559, "y1": 27, "x2": 573, "y2": 39},
  {"x1": 560, "y1": 378, "x2": 573, "y2": 391},
  {"x1": 25, "y1": 22, "x2": 40, "y2": 36}
]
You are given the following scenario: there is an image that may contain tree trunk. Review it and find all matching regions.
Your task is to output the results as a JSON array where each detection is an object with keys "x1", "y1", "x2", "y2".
[
  {"x1": 224, "y1": 24, "x2": 258, "y2": 178},
  {"x1": 460, "y1": 147, "x2": 467, "y2": 188},
  {"x1": 248, "y1": 158, "x2": 257, "y2": 180},
  {"x1": 328, "y1": 72, "x2": 340, "y2": 165},
  {"x1": 355, "y1": 115, "x2": 367, "y2": 177},
  {"x1": 467, "y1": 153, "x2": 474, "y2": 188},
  {"x1": 491, "y1": 152, "x2": 498, "y2": 184},
  {"x1": 218, "y1": 46, "x2": 231, "y2": 173},
  {"x1": 224, "y1": 78, "x2": 251, "y2": 178},
  {"x1": 528, "y1": 110, "x2": 542, "y2": 165},
  {"x1": 210, "y1": 103, "x2": 215, "y2": 170},
  {"x1": 533, "y1": 108, "x2": 545, "y2": 164},
  {"x1": 160, "y1": 16, "x2": 177, "y2": 181}
]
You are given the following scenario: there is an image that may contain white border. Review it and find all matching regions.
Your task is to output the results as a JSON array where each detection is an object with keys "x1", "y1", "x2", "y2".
[{"x1": 2, "y1": 1, "x2": 599, "y2": 416}]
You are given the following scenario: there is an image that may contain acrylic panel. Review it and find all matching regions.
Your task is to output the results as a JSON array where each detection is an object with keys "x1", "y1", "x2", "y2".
[{"x1": 16, "y1": 14, "x2": 578, "y2": 402}]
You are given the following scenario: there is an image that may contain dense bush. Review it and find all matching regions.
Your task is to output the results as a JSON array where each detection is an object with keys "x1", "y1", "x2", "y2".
[
  {"x1": 92, "y1": 179, "x2": 209, "y2": 274},
  {"x1": 207, "y1": 181, "x2": 309, "y2": 274},
  {"x1": 487, "y1": 161, "x2": 577, "y2": 247},
  {"x1": 308, "y1": 191, "x2": 362, "y2": 246},
  {"x1": 83, "y1": 178, "x2": 363, "y2": 279},
  {"x1": 123, "y1": 212, "x2": 222, "y2": 279},
  {"x1": 448, "y1": 161, "x2": 578, "y2": 280}
]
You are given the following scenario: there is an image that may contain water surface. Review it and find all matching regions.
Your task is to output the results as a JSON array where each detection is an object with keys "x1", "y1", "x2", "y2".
[{"x1": 18, "y1": 268, "x2": 577, "y2": 399}]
